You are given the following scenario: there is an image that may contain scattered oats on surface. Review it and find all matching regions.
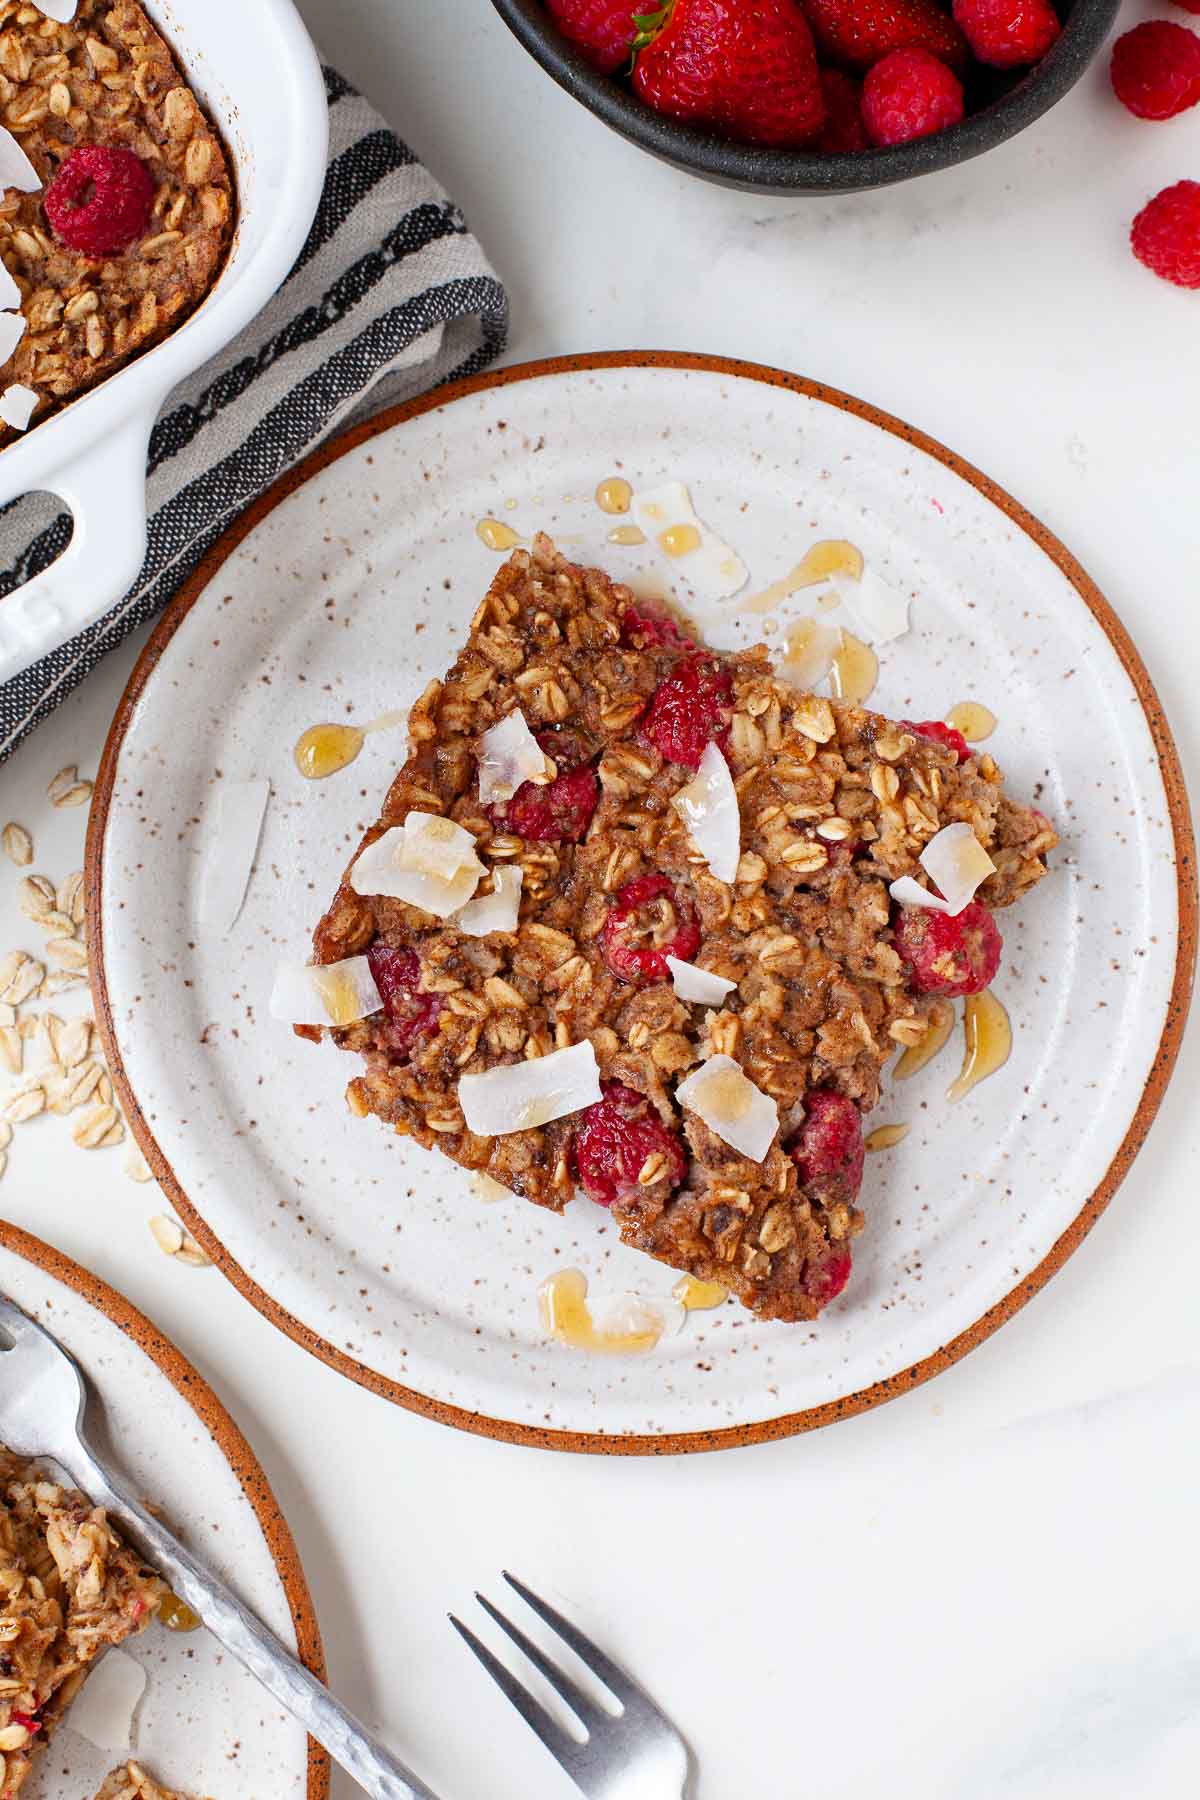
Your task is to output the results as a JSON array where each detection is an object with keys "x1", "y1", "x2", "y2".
[
  {"x1": 0, "y1": 1121, "x2": 11, "y2": 1149},
  {"x1": 18, "y1": 873, "x2": 56, "y2": 919},
  {"x1": 72, "y1": 1102, "x2": 119, "y2": 1147},
  {"x1": 0, "y1": 1003, "x2": 14, "y2": 1028},
  {"x1": 123, "y1": 1141, "x2": 153, "y2": 1183},
  {"x1": 0, "y1": 1024, "x2": 22, "y2": 1074},
  {"x1": 48, "y1": 763, "x2": 94, "y2": 807},
  {"x1": 57, "y1": 1017, "x2": 91, "y2": 1069},
  {"x1": 174, "y1": 1231, "x2": 210, "y2": 1268},
  {"x1": 2, "y1": 822, "x2": 33, "y2": 866},
  {"x1": 44, "y1": 969, "x2": 87, "y2": 996},
  {"x1": 3, "y1": 1084, "x2": 45, "y2": 1123},
  {"x1": 46, "y1": 935, "x2": 88, "y2": 972},
  {"x1": 149, "y1": 1214, "x2": 184, "y2": 1256},
  {"x1": 58, "y1": 870, "x2": 85, "y2": 925},
  {"x1": 35, "y1": 909, "x2": 77, "y2": 937},
  {"x1": 99, "y1": 1116, "x2": 125, "y2": 1148},
  {"x1": 46, "y1": 1060, "x2": 104, "y2": 1114},
  {"x1": 0, "y1": 951, "x2": 44, "y2": 1005},
  {"x1": 0, "y1": 1148, "x2": 6, "y2": 1179}
]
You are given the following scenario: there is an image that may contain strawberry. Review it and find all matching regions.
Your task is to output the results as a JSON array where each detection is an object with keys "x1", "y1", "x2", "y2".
[
  {"x1": 801, "y1": 0, "x2": 969, "y2": 73},
  {"x1": 632, "y1": 0, "x2": 825, "y2": 148},
  {"x1": 544, "y1": 0, "x2": 638, "y2": 73}
]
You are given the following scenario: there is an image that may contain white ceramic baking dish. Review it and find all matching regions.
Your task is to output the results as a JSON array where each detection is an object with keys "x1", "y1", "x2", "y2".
[{"x1": 0, "y1": 0, "x2": 327, "y2": 683}]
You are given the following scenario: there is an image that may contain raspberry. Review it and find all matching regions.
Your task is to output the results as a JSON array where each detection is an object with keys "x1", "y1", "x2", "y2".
[
  {"x1": 641, "y1": 655, "x2": 732, "y2": 769},
  {"x1": 600, "y1": 873, "x2": 701, "y2": 985},
  {"x1": 893, "y1": 900, "x2": 1002, "y2": 996},
  {"x1": 366, "y1": 943, "x2": 443, "y2": 1057},
  {"x1": 1131, "y1": 180, "x2": 1200, "y2": 288},
  {"x1": 901, "y1": 718, "x2": 971, "y2": 762},
  {"x1": 1111, "y1": 22, "x2": 1200, "y2": 122},
  {"x1": 544, "y1": 0, "x2": 636, "y2": 72},
  {"x1": 11, "y1": 1712, "x2": 41, "y2": 1735},
  {"x1": 861, "y1": 48, "x2": 964, "y2": 146},
  {"x1": 815, "y1": 68, "x2": 867, "y2": 153},
  {"x1": 620, "y1": 600, "x2": 696, "y2": 654},
  {"x1": 789, "y1": 1090, "x2": 865, "y2": 1204},
  {"x1": 574, "y1": 1083, "x2": 688, "y2": 1207},
  {"x1": 951, "y1": 0, "x2": 1060, "y2": 68},
  {"x1": 496, "y1": 729, "x2": 599, "y2": 843},
  {"x1": 803, "y1": 1247, "x2": 853, "y2": 1306},
  {"x1": 44, "y1": 145, "x2": 155, "y2": 255}
]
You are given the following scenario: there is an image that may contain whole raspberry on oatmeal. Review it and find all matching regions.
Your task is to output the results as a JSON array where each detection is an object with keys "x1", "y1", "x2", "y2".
[
  {"x1": 305, "y1": 535, "x2": 1056, "y2": 1324},
  {"x1": 0, "y1": 0, "x2": 234, "y2": 443},
  {"x1": 0, "y1": 1445, "x2": 166, "y2": 1798}
]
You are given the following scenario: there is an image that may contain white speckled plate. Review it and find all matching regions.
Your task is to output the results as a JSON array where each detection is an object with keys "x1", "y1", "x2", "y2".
[
  {"x1": 88, "y1": 354, "x2": 1195, "y2": 1454},
  {"x1": 0, "y1": 1223, "x2": 327, "y2": 1798}
]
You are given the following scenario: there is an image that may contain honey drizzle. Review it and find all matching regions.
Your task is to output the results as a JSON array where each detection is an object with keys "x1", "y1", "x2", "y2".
[
  {"x1": 743, "y1": 540, "x2": 864, "y2": 614},
  {"x1": 158, "y1": 1592, "x2": 201, "y2": 1632},
  {"x1": 945, "y1": 700, "x2": 998, "y2": 743},
  {"x1": 658, "y1": 523, "x2": 701, "y2": 558},
  {"x1": 608, "y1": 524, "x2": 647, "y2": 546},
  {"x1": 947, "y1": 989, "x2": 1011, "y2": 1102},
  {"x1": 476, "y1": 517, "x2": 522, "y2": 551},
  {"x1": 672, "y1": 1275, "x2": 729, "y2": 1311},
  {"x1": 865, "y1": 1122, "x2": 910, "y2": 1151},
  {"x1": 829, "y1": 630, "x2": 879, "y2": 705},
  {"x1": 595, "y1": 476, "x2": 633, "y2": 515},
  {"x1": 293, "y1": 708, "x2": 408, "y2": 781},
  {"x1": 538, "y1": 1269, "x2": 662, "y2": 1355},
  {"x1": 894, "y1": 1003, "x2": 955, "y2": 1080}
]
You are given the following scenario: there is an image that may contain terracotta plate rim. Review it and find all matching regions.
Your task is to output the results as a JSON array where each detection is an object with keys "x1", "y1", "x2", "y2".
[
  {"x1": 0, "y1": 1218, "x2": 331, "y2": 1794},
  {"x1": 85, "y1": 350, "x2": 1198, "y2": 1457}
]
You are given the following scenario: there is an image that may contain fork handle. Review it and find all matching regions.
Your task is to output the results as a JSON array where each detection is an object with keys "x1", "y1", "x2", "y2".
[{"x1": 66, "y1": 1434, "x2": 440, "y2": 1800}]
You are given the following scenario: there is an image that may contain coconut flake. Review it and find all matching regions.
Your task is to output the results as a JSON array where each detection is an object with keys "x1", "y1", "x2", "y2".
[
  {"x1": 270, "y1": 954, "x2": 382, "y2": 1027},
  {"x1": 631, "y1": 481, "x2": 748, "y2": 600},
  {"x1": 0, "y1": 311, "x2": 26, "y2": 366},
  {"x1": 777, "y1": 617, "x2": 842, "y2": 689},
  {"x1": 0, "y1": 382, "x2": 36, "y2": 430},
  {"x1": 477, "y1": 710, "x2": 552, "y2": 805},
  {"x1": 34, "y1": 1, "x2": 78, "y2": 23},
  {"x1": 65, "y1": 1648, "x2": 145, "y2": 1752},
  {"x1": 829, "y1": 568, "x2": 910, "y2": 644},
  {"x1": 665, "y1": 955, "x2": 736, "y2": 1006},
  {"x1": 676, "y1": 1054, "x2": 779, "y2": 1163},
  {"x1": 889, "y1": 822, "x2": 996, "y2": 917},
  {"x1": 588, "y1": 1290, "x2": 686, "y2": 1343},
  {"x1": 196, "y1": 779, "x2": 269, "y2": 935},
  {"x1": 459, "y1": 1041, "x2": 601, "y2": 1137},
  {"x1": 0, "y1": 260, "x2": 19, "y2": 313},
  {"x1": 350, "y1": 818, "x2": 483, "y2": 919},
  {"x1": 452, "y1": 864, "x2": 523, "y2": 937},
  {"x1": 0, "y1": 128, "x2": 40, "y2": 195},
  {"x1": 670, "y1": 741, "x2": 740, "y2": 884}
]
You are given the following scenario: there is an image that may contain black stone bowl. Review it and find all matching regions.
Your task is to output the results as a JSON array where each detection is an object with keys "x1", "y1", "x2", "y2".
[{"x1": 490, "y1": 0, "x2": 1119, "y2": 195}]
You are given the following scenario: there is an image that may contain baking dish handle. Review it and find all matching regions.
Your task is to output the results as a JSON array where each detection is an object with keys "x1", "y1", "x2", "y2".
[{"x1": 0, "y1": 412, "x2": 150, "y2": 685}]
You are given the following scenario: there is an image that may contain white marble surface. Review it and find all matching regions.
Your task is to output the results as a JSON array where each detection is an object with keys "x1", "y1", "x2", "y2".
[{"x1": 2, "y1": 1, "x2": 1199, "y2": 1794}]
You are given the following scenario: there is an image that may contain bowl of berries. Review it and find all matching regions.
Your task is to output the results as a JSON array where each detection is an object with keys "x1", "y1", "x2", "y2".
[{"x1": 492, "y1": 0, "x2": 1120, "y2": 193}]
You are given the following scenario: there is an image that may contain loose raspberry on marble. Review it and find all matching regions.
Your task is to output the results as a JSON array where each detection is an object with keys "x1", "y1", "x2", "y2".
[
  {"x1": 44, "y1": 144, "x2": 155, "y2": 255},
  {"x1": 1111, "y1": 20, "x2": 1200, "y2": 120},
  {"x1": 901, "y1": 718, "x2": 971, "y2": 762},
  {"x1": 803, "y1": 1247, "x2": 854, "y2": 1306},
  {"x1": 1131, "y1": 179, "x2": 1200, "y2": 288},
  {"x1": 495, "y1": 729, "x2": 599, "y2": 843},
  {"x1": 367, "y1": 943, "x2": 443, "y2": 1057},
  {"x1": 789, "y1": 1090, "x2": 865, "y2": 1203},
  {"x1": 600, "y1": 873, "x2": 701, "y2": 985},
  {"x1": 641, "y1": 654, "x2": 732, "y2": 770},
  {"x1": 574, "y1": 1082, "x2": 689, "y2": 1207},
  {"x1": 893, "y1": 899, "x2": 1002, "y2": 996}
]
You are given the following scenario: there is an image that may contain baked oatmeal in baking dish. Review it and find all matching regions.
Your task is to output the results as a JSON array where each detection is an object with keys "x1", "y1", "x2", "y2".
[
  {"x1": 0, "y1": 0, "x2": 233, "y2": 442},
  {"x1": 300, "y1": 535, "x2": 1056, "y2": 1324},
  {"x1": 91, "y1": 1763, "x2": 213, "y2": 1800},
  {"x1": 0, "y1": 1444, "x2": 165, "y2": 1798}
]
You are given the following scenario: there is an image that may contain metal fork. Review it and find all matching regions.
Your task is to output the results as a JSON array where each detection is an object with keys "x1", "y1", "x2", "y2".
[
  {"x1": 0, "y1": 1292, "x2": 441, "y2": 1800},
  {"x1": 450, "y1": 1572, "x2": 690, "y2": 1798}
]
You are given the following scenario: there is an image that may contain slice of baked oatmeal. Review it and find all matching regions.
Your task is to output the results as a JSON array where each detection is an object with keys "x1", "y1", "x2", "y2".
[
  {"x1": 0, "y1": 0, "x2": 234, "y2": 442},
  {"x1": 0, "y1": 1446, "x2": 165, "y2": 1798},
  {"x1": 305, "y1": 535, "x2": 1056, "y2": 1322},
  {"x1": 91, "y1": 1763, "x2": 213, "y2": 1800}
]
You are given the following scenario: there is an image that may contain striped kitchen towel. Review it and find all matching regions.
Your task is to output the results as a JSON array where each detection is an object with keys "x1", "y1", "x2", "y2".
[{"x1": 0, "y1": 66, "x2": 508, "y2": 762}]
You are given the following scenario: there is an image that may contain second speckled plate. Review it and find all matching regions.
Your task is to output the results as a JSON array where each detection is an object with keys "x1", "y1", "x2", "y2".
[{"x1": 87, "y1": 353, "x2": 1194, "y2": 1453}]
